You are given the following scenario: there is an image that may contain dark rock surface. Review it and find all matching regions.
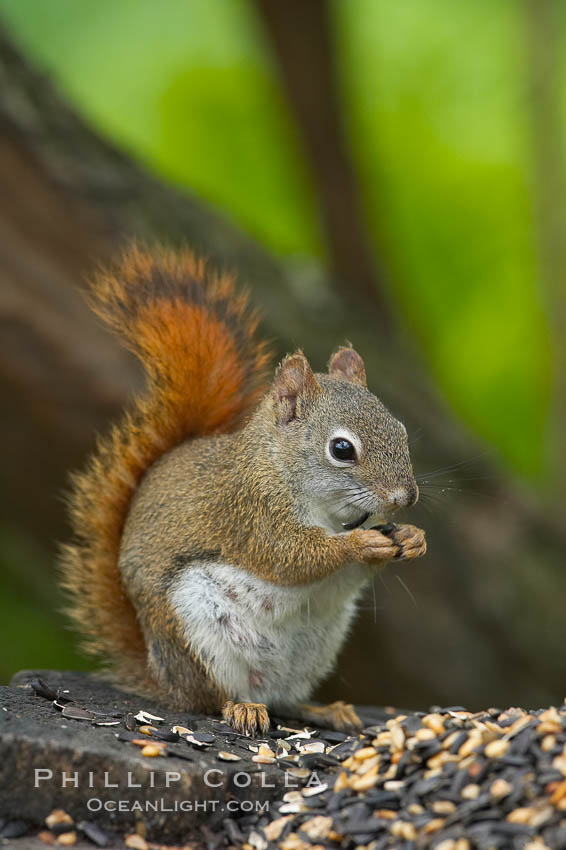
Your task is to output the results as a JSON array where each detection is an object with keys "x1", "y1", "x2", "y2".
[
  {"x1": 0, "y1": 670, "x2": 389, "y2": 844},
  {"x1": 0, "y1": 670, "x2": 292, "y2": 842}
]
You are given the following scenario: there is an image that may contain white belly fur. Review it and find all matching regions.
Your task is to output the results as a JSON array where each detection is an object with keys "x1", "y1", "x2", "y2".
[{"x1": 170, "y1": 561, "x2": 369, "y2": 710}]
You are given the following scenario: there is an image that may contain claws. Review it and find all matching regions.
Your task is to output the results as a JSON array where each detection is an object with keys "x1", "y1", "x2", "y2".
[
  {"x1": 352, "y1": 524, "x2": 426, "y2": 565},
  {"x1": 352, "y1": 528, "x2": 398, "y2": 564},
  {"x1": 325, "y1": 701, "x2": 363, "y2": 732},
  {"x1": 391, "y1": 525, "x2": 427, "y2": 560},
  {"x1": 222, "y1": 699, "x2": 270, "y2": 737},
  {"x1": 296, "y1": 700, "x2": 363, "y2": 732}
]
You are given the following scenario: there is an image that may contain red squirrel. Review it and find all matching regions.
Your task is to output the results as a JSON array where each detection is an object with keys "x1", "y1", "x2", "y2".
[{"x1": 60, "y1": 245, "x2": 426, "y2": 736}]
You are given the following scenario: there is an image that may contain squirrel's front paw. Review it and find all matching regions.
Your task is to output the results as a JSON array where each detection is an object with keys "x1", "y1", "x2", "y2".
[
  {"x1": 222, "y1": 699, "x2": 270, "y2": 737},
  {"x1": 349, "y1": 527, "x2": 398, "y2": 564},
  {"x1": 390, "y1": 523, "x2": 427, "y2": 560}
]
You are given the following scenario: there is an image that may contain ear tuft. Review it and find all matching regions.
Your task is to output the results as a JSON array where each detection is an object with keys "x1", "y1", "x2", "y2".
[
  {"x1": 328, "y1": 345, "x2": 367, "y2": 387},
  {"x1": 273, "y1": 349, "x2": 320, "y2": 424}
]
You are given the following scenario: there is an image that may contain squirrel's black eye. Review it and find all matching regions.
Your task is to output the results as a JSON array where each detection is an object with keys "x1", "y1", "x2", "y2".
[{"x1": 330, "y1": 437, "x2": 356, "y2": 462}]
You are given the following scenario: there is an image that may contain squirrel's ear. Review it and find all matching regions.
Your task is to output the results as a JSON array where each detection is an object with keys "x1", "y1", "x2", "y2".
[
  {"x1": 328, "y1": 345, "x2": 367, "y2": 387},
  {"x1": 273, "y1": 350, "x2": 320, "y2": 425}
]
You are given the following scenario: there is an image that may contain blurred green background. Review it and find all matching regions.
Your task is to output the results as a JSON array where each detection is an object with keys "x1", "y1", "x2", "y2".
[
  {"x1": 0, "y1": 0, "x2": 564, "y2": 706},
  {"x1": 0, "y1": 0, "x2": 552, "y2": 475}
]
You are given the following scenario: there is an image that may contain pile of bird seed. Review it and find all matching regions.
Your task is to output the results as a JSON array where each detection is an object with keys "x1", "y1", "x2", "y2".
[{"x1": 234, "y1": 704, "x2": 566, "y2": 850}]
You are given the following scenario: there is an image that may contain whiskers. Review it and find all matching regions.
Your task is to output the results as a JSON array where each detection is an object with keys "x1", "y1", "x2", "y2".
[
  {"x1": 417, "y1": 478, "x2": 498, "y2": 511},
  {"x1": 415, "y1": 450, "x2": 494, "y2": 484},
  {"x1": 408, "y1": 426, "x2": 424, "y2": 447},
  {"x1": 395, "y1": 574, "x2": 418, "y2": 609},
  {"x1": 329, "y1": 485, "x2": 376, "y2": 517},
  {"x1": 361, "y1": 571, "x2": 419, "y2": 620},
  {"x1": 416, "y1": 450, "x2": 499, "y2": 513},
  {"x1": 358, "y1": 576, "x2": 385, "y2": 618}
]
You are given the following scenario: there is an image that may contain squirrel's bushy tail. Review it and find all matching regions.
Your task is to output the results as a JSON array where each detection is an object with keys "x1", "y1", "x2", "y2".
[{"x1": 60, "y1": 244, "x2": 271, "y2": 687}]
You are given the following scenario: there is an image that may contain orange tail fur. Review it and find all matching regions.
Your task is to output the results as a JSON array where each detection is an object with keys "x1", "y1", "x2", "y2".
[{"x1": 60, "y1": 244, "x2": 271, "y2": 686}]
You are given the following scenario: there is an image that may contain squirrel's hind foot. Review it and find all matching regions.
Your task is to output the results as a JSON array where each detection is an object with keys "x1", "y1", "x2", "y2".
[
  {"x1": 296, "y1": 700, "x2": 363, "y2": 732},
  {"x1": 222, "y1": 699, "x2": 270, "y2": 737}
]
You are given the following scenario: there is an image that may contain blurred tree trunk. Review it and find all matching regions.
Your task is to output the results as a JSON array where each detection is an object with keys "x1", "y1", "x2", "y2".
[
  {"x1": 524, "y1": 0, "x2": 566, "y2": 500},
  {"x1": 255, "y1": 0, "x2": 392, "y2": 329},
  {"x1": 0, "y1": 24, "x2": 565, "y2": 711}
]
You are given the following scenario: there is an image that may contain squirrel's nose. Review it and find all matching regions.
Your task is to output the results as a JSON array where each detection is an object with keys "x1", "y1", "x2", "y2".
[{"x1": 387, "y1": 485, "x2": 419, "y2": 509}]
